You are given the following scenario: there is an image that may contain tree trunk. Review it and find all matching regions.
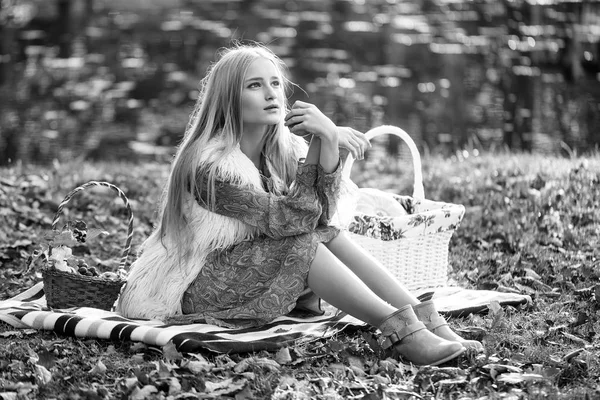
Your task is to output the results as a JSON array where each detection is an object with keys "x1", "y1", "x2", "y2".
[
  {"x1": 0, "y1": 10, "x2": 15, "y2": 87},
  {"x1": 57, "y1": 0, "x2": 72, "y2": 58}
]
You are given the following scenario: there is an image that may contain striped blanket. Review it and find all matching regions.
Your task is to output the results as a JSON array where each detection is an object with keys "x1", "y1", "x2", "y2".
[
  {"x1": 0, "y1": 283, "x2": 530, "y2": 354},
  {"x1": 0, "y1": 283, "x2": 365, "y2": 354}
]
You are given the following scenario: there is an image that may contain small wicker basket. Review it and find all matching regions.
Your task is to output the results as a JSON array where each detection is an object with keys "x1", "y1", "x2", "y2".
[
  {"x1": 343, "y1": 126, "x2": 465, "y2": 291},
  {"x1": 42, "y1": 181, "x2": 134, "y2": 311}
]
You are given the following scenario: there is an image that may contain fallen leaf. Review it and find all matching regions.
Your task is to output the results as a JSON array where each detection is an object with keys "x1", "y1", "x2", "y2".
[
  {"x1": 155, "y1": 360, "x2": 175, "y2": 378},
  {"x1": 377, "y1": 358, "x2": 398, "y2": 374},
  {"x1": 328, "y1": 340, "x2": 346, "y2": 352},
  {"x1": 496, "y1": 373, "x2": 546, "y2": 384},
  {"x1": 87, "y1": 228, "x2": 109, "y2": 240},
  {"x1": 361, "y1": 330, "x2": 381, "y2": 352},
  {"x1": 130, "y1": 342, "x2": 147, "y2": 352},
  {"x1": 349, "y1": 365, "x2": 366, "y2": 377},
  {"x1": 483, "y1": 363, "x2": 522, "y2": 375},
  {"x1": 524, "y1": 268, "x2": 541, "y2": 280},
  {"x1": 277, "y1": 375, "x2": 300, "y2": 389},
  {"x1": 162, "y1": 341, "x2": 183, "y2": 362},
  {"x1": 0, "y1": 331, "x2": 24, "y2": 338},
  {"x1": 121, "y1": 377, "x2": 139, "y2": 391},
  {"x1": 89, "y1": 359, "x2": 107, "y2": 375},
  {"x1": 346, "y1": 355, "x2": 364, "y2": 370},
  {"x1": 488, "y1": 300, "x2": 505, "y2": 329},
  {"x1": 372, "y1": 374, "x2": 390, "y2": 385},
  {"x1": 183, "y1": 359, "x2": 214, "y2": 374},
  {"x1": 36, "y1": 349, "x2": 56, "y2": 370},
  {"x1": 275, "y1": 347, "x2": 292, "y2": 365},
  {"x1": 129, "y1": 385, "x2": 158, "y2": 400},
  {"x1": 204, "y1": 378, "x2": 247, "y2": 396},
  {"x1": 233, "y1": 357, "x2": 280, "y2": 373},
  {"x1": 238, "y1": 372, "x2": 255, "y2": 380},
  {"x1": 167, "y1": 377, "x2": 182, "y2": 395},
  {"x1": 234, "y1": 385, "x2": 254, "y2": 400},
  {"x1": 328, "y1": 362, "x2": 346, "y2": 378},
  {"x1": 131, "y1": 354, "x2": 145, "y2": 364},
  {"x1": 34, "y1": 364, "x2": 52, "y2": 385}
]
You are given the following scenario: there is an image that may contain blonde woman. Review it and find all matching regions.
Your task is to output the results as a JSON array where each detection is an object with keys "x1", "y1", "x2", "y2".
[{"x1": 117, "y1": 43, "x2": 481, "y2": 365}]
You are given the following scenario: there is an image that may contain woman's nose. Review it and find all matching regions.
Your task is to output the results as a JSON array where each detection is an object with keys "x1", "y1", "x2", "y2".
[{"x1": 265, "y1": 85, "x2": 276, "y2": 99}]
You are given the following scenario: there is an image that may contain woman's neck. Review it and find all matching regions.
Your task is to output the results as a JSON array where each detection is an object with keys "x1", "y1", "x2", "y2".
[{"x1": 240, "y1": 125, "x2": 269, "y2": 168}]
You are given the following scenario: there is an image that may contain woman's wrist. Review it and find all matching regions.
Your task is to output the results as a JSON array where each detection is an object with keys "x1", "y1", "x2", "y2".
[
  {"x1": 318, "y1": 134, "x2": 340, "y2": 173},
  {"x1": 321, "y1": 137, "x2": 339, "y2": 154},
  {"x1": 317, "y1": 124, "x2": 339, "y2": 144},
  {"x1": 320, "y1": 134, "x2": 339, "y2": 150}
]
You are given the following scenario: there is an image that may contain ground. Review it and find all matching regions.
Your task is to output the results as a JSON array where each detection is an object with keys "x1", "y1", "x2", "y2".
[{"x1": 1, "y1": 150, "x2": 599, "y2": 399}]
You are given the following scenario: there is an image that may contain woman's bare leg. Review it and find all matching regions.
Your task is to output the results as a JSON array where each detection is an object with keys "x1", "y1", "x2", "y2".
[
  {"x1": 307, "y1": 243, "x2": 396, "y2": 326},
  {"x1": 325, "y1": 232, "x2": 483, "y2": 352},
  {"x1": 324, "y1": 231, "x2": 419, "y2": 308},
  {"x1": 308, "y1": 242, "x2": 466, "y2": 365}
]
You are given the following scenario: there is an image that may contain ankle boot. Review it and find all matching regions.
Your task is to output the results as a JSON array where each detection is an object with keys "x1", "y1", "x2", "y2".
[
  {"x1": 378, "y1": 305, "x2": 465, "y2": 366},
  {"x1": 412, "y1": 300, "x2": 484, "y2": 352}
]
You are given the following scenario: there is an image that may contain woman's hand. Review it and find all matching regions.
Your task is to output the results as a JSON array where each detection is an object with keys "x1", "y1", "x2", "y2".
[
  {"x1": 284, "y1": 101, "x2": 338, "y2": 143},
  {"x1": 337, "y1": 126, "x2": 370, "y2": 160}
]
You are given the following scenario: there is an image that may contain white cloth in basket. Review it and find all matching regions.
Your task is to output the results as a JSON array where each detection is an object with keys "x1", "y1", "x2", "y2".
[
  {"x1": 355, "y1": 188, "x2": 410, "y2": 217},
  {"x1": 348, "y1": 194, "x2": 465, "y2": 241}
]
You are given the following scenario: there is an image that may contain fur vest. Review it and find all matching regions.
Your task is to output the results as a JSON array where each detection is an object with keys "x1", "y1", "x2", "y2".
[{"x1": 116, "y1": 138, "x2": 308, "y2": 320}]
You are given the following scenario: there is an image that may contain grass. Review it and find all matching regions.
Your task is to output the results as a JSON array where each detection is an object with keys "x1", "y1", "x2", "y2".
[{"x1": 1, "y1": 149, "x2": 600, "y2": 399}]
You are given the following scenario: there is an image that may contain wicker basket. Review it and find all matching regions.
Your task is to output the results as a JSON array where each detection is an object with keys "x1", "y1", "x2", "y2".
[
  {"x1": 42, "y1": 181, "x2": 134, "y2": 311},
  {"x1": 343, "y1": 125, "x2": 465, "y2": 291}
]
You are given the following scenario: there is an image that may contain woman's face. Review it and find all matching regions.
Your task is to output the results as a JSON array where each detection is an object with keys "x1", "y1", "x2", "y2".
[{"x1": 241, "y1": 57, "x2": 284, "y2": 131}]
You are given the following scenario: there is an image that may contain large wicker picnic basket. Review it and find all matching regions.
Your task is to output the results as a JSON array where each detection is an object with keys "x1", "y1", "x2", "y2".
[
  {"x1": 41, "y1": 181, "x2": 134, "y2": 311},
  {"x1": 343, "y1": 125, "x2": 465, "y2": 291}
]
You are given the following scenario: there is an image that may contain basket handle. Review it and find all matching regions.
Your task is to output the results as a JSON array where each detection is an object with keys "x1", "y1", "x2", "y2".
[
  {"x1": 51, "y1": 181, "x2": 134, "y2": 269},
  {"x1": 342, "y1": 125, "x2": 425, "y2": 201}
]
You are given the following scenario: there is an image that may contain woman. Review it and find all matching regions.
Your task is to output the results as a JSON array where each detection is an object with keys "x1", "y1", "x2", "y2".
[{"x1": 117, "y1": 43, "x2": 481, "y2": 365}]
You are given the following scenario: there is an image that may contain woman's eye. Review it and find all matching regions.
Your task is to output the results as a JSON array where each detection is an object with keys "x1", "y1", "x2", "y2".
[
  {"x1": 248, "y1": 82, "x2": 260, "y2": 88},
  {"x1": 272, "y1": 81, "x2": 280, "y2": 87}
]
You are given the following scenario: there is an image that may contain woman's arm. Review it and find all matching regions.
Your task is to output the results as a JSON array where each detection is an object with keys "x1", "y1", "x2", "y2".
[
  {"x1": 285, "y1": 101, "x2": 339, "y2": 173},
  {"x1": 194, "y1": 165, "x2": 324, "y2": 240}
]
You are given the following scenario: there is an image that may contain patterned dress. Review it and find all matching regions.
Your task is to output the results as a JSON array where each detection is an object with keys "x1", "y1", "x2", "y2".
[{"x1": 181, "y1": 159, "x2": 342, "y2": 328}]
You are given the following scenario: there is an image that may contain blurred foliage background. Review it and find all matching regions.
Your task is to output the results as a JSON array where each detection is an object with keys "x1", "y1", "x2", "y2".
[{"x1": 1, "y1": 0, "x2": 599, "y2": 166}]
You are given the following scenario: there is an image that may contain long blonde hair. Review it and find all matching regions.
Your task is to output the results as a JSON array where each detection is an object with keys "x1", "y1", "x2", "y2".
[{"x1": 156, "y1": 43, "x2": 303, "y2": 253}]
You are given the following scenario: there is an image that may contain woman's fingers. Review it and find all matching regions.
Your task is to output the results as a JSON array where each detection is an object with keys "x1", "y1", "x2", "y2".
[
  {"x1": 284, "y1": 114, "x2": 303, "y2": 127},
  {"x1": 284, "y1": 107, "x2": 305, "y2": 122},
  {"x1": 285, "y1": 101, "x2": 312, "y2": 123},
  {"x1": 337, "y1": 126, "x2": 368, "y2": 159},
  {"x1": 286, "y1": 101, "x2": 337, "y2": 141},
  {"x1": 356, "y1": 143, "x2": 364, "y2": 160},
  {"x1": 288, "y1": 122, "x2": 309, "y2": 136},
  {"x1": 346, "y1": 137, "x2": 361, "y2": 159},
  {"x1": 351, "y1": 128, "x2": 371, "y2": 147},
  {"x1": 291, "y1": 100, "x2": 312, "y2": 109},
  {"x1": 350, "y1": 129, "x2": 369, "y2": 160}
]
